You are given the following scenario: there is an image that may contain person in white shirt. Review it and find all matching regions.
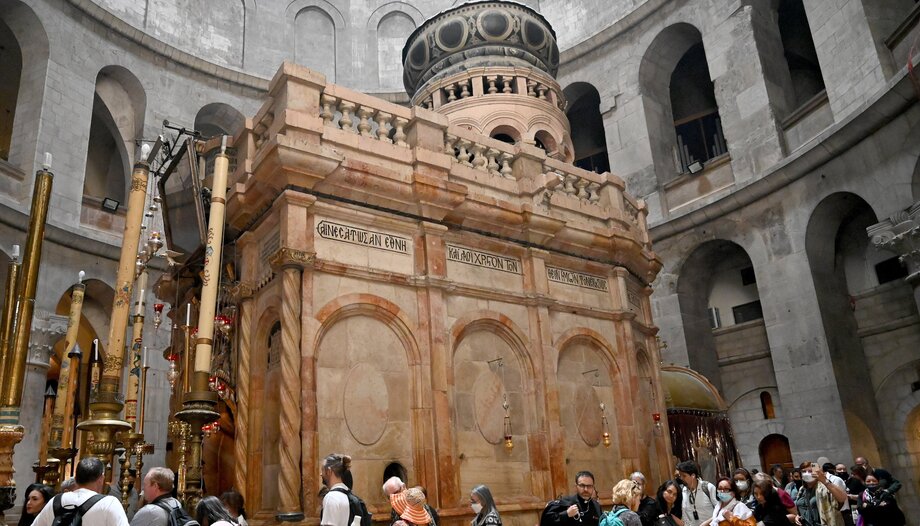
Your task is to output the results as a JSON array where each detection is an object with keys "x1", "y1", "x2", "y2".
[
  {"x1": 676, "y1": 461, "x2": 717, "y2": 526},
  {"x1": 32, "y1": 457, "x2": 129, "y2": 526},
  {"x1": 320, "y1": 453, "x2": 354, "y2": 526}
]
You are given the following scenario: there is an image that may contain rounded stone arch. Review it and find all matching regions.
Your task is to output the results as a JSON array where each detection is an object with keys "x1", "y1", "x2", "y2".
[
  {"x1": 638, "y1": 22, "x2": 708, "y2": 187},
  {"x1": 0, "y1": 0, "x2": 50, "y2": 169},
  {"x1": 249, "y1": 304, "x2": 282, "y2": 512},
  {"x1": 676, "y1": 239, "x2": 766, "y2": 392},
  {"x1": 314, "y1": 293, "x2": 421, "y2": 366},
  {"x1": 313, "y1": 293, "x2": 420, "y2": 508},
  {"x1": 481, "y1": 113, "x2": 530, "y2": 142},
  {"x1": 195, "y1": 103, "x2": 246, "y2": 138},
  {"x1": 532, "y1": 128, "x2": 560, "y2": 158},
  {"x1": 562, "y1": 81, "x2": 609, "y2": 172},
  {"x1": 448, "y1": 310, "x2": 534, "y2": 378},
  {"x1": 805, "y1": 191, "x2": 888, "y2": 463},
  {"x1": 553, "y1": 327, "x2": 620, "y2": 375},
  {"x1": 286, "y1": 0, "x2": 344, "y2": 82},
  {"x1": 488, "y1": 124, "x2": 522, "y2": 144},
  {"x1": 367, "y1": 1, "x2": 425, "y2": 29},
  {"x1": 554, "y1": 327, "x2": 626, "y2": 493}
]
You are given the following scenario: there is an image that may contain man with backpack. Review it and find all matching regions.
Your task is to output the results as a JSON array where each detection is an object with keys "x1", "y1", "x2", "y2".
[
  {"x1": 676, "y1": 461, "x2": 717, "y2": 526},
  {"x1": 31, "y1": 457, "x2": 129, "y2": 526},
  {"x1": 130, "y1": 467, "x2": 197, "y2": 526}
]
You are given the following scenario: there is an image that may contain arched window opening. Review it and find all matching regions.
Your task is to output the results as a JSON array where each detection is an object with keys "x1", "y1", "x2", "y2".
[
  {"x1": 492, "y1": 133, "x2": 515, "y2": 145},
  {"x1": 563, "y1": 83, "x2": 609, "y2": 173},
  {"x1": 83, "y1": 94, "x2": 129, "y2": 204},
  {"x1": 295, "y1": 8, "x2": 336, "y2": 82},
  {"x1": 706, "y1": 249, "x2": 762, "y2": 330},
  {"x1": 670, "y1": 42, "x2": 726, "y2": 173},
  {"x1": 382, "y1": 461, "x2": 407, "y2": 484},
  {"x1": 760, "y1": 392, "x2": 775, "y2": 419},
  {"x1": 377, "y1": 12, "x2": 416, "y2": 91},
  {"x1": 777, "y1": 0, "x2": 825, "y2": 108},
  {"x1": 0, "y1": 19, "x2": 22, "y2": 161},
  {"x1": 195, "y1": 103, "x2": 245, "y2": 138}
]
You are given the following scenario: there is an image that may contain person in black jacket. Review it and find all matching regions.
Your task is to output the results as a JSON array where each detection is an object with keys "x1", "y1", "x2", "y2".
[
  {"x1": 629, "y1": 472, "x2": 659, "y2": 526},
  {"x1": 540, "y1": 471, "x2": 603, "y2": 526}
]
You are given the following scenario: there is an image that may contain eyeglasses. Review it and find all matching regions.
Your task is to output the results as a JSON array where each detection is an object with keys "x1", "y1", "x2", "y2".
[{"x1": 576, "y1": 484, "x2": 595, "y2": 490}]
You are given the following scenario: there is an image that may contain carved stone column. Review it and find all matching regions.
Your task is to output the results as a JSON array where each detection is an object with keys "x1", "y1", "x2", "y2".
[
  {"x1": 232, "y1": 283, "x2": 254, "y2": 501},
  {"x1": 868, "y1": 201, "x2": 920, "y2": 313},
  {"x1": 269, "y1": 248, "x2": 313, "y2": 522}
]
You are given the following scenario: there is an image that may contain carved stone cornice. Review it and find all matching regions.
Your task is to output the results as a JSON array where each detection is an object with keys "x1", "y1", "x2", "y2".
[
  {"x1": 868, "y1": 201, "x2": 920, "y2": 282},
  {"x1": 267, "y1": 247, "x2": 315, "y2": 271}
]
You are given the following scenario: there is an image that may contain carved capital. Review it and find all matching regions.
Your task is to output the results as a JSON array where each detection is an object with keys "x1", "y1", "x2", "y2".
[
  {"x1": 27, "y1": 312, "x2": 68, "y2": 366},
  {"x1": 268, "y1": 247, "x2": 315, "y2": 271},
  {"x1": 868, "y1": 201, "x2": 920, "y2": 279}
]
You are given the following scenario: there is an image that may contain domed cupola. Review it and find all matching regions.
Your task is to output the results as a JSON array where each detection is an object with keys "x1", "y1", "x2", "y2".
[{"x1": 402, "y1": 1, "x2": 574, "y2": 161}]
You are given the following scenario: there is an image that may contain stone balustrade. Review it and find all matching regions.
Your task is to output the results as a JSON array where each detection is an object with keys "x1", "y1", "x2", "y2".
[
  {"x1": 320, "y1": 85, "x2": 411, "y2": 148},
  {"x1": 229, "y1": 63, "x2": 657, "y2": 278},
  {"x1": 444, "y1": 126, "x2": 516, "y2": 179},
  {"x1": 413, "y1": 66, "x2": 565, "y2": 111}
]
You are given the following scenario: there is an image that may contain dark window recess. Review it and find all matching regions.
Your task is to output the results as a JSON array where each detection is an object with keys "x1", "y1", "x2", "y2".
[
  {"x1": 574, "y1": 151, "x2": 610, "y2": 173},
  {"x1": 875, "y1": 256, "x2": 908, "y2": 285},
  {"x1": 760, "y1": 392, "x2": 775, "y2": 419},
  {"x1": 675, "y1": 111, "x2": 727, "y2": 173},
  {"x1": 732, "y1": 300, "x2": 764, "y2": 324},
  {"x1": 741, "y1": 266, "x2": 756, "y2": 286},
  {"x1": 492, "y1": 133, "x2": 515, "y2": 144}
]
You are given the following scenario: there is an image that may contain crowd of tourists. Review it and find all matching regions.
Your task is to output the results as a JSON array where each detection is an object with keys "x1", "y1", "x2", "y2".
[{"x1": 17, "y1": 452, "x2": 907, "y2": 526}]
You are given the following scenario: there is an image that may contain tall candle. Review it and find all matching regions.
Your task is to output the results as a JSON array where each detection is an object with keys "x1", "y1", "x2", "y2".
[
  {"x1": 185, "y1": 303, "x2": 192, "y2": 327},
  {"x1": 142, "y1": 346, "x2": 148, "y2": 368}
]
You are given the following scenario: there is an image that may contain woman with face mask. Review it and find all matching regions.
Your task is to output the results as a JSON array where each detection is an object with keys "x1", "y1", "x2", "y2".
[
  {"x1": 470, "y1": 485, "x2": 501, "y2": 526},
  {"x1": 701, "y1": 478, "x2": 754, "y2": 526},
  {"x1": 730, "y1": 469, "x2": 755, "y2": 511},
  {"x1": 857, "y1": 473, "x2": 905, "y2": 526}
]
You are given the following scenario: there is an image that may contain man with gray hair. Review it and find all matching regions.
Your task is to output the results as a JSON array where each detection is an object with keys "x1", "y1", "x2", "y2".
[
  {"x1": 383, "y1": 476, "x2": 406, "y2": 496},
  {"x1": 60, "y1": 477, "x2": 78, "y2": 492},
  {"x1": 130, "y1": 467, "x2": 186, "y2": 526},
  {"x1": 628, "y1": 472, "x2": 657, "y2": 526}
]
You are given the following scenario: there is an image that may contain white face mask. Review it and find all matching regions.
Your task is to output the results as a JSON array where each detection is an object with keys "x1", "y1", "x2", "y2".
[
  {"x1": 802, "y1": 472, "x2": 816, "y2": 483},
  {"x1": 736, "y1": 481, "x2": 749, "y2": 491},
  {"x1": 471, "y1": 503, "x2": 483, "y2": 514}
]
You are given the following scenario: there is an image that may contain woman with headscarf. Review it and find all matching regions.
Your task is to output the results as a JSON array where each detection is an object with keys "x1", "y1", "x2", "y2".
[{"x1": 856, "y1": 472, "x2": 905, "y2": 526}]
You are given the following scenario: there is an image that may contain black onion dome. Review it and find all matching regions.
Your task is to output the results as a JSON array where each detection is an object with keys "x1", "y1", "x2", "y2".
[{"x1": 402, "y1": 1, "x2": 559, "y2": 97}]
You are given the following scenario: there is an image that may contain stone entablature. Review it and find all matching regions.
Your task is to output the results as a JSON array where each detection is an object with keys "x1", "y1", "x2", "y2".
[{"x1": 228, "y1": 63, "x2": 659, "y2": 286}]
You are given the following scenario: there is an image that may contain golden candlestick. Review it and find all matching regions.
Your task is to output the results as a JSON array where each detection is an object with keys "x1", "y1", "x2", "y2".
[
  {"x1": 175, "y1": 137, "x2": 229, "y2": 510},
  {"x1": 0, "y1": 156, "x2": 54, "y2": 526},
  {"x1": 125, "y1": 267, "x2": 147, "y2": 431},
  {"x1": 33, "y1": 386, "x2": 56, "y2": 482},
  {"x1": 79, "y1": 150, "x2": 156, "y2": 466},
  {"x1": 0, "y1": 247, "x2": 20, "y2": 406}
]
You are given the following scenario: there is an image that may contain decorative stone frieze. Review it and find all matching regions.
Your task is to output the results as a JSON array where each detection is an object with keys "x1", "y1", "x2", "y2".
[{"x1": 868, "y1": 200, "x2": 920, "y2": 281}]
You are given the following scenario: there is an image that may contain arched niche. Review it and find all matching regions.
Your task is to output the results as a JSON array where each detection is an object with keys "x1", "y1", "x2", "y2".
[
  {"x1": 805, "y1": 192, "x2": 887, "y2": 463},
  {"x1": 315, "y1": 302, "x2": 416, "y2": 510},
  {"x1": 777, "y1": 0, "x2": 825, "y2": 109},
  {"x1": 294, "y1": 6, "x2": 337, "y2": 82},
  {"x1": 563, "y1": 82, "x2": 609, "y2": 173},
  {"x1": 677, "y1": 240, "x2": 769, "y2": 392},
  {"x1": 0, "y1": 0, "x2": 49, "y2": 170},
  {"x1": 260, "y1": 319, "x2": 283, "y2": 511},
  {"x1": 83, "y1": 66, "x2": 146, "y2": 205},
  {"x1": 639, "y1": 23, "x2": 727, "y2": 185},
  {"x1": 377, "y1": 12, "x2": 417, "y2": 91},
  {"x1": 452, "y1": 316, "x2": 534, "y2": 500},
  {"x1": 195, "y1": 103, "x2": 246, "y2": 138},
  {"x1": 556, "y1": 333, "x2": 622, "y2": 496}
]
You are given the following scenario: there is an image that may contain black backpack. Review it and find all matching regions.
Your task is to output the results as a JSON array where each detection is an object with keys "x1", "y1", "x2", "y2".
[
  {"x1": 331, "y1": 487, "x2": 373, "y2": 526},
  {"x1": 51, "y1": 494, "x2": 105, "y2": 526},
  {"x1": 153, "y1": 497, "x2": 201, "y2": 526}
]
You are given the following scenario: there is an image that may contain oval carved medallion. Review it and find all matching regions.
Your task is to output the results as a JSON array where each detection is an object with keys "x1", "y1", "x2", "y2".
[{"x1": 344, "y1": 363, "x2": 389, "y2": 445}]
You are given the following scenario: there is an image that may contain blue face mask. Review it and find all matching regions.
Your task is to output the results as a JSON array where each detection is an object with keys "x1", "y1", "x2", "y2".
[{"x1": 717, "y1": 492, "x2": 733, "y2": 502}]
